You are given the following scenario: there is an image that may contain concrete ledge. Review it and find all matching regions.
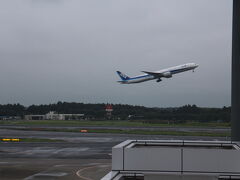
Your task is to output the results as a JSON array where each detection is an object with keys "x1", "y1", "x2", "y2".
[{"x1": 103, "y1": 140, "x2": 240, "y2": 180}]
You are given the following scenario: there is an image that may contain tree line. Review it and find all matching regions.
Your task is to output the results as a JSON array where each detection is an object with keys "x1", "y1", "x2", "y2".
[{"x1": 0, "y1": 102, "x2": 231, "y2": 123}]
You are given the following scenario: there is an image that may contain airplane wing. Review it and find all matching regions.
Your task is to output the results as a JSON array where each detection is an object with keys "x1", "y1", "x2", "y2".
[{"x1": 141, "y1": 71, "x2": 164, "y2": 77}]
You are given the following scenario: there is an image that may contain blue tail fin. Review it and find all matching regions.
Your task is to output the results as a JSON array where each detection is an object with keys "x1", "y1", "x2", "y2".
[{"x1": 116, "y1": 71, "x2": 130, "y2": 81}]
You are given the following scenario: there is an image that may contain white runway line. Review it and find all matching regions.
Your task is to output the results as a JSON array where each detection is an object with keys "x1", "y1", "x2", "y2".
[
  {"x1": 76, "y1": 163, "x2": 110, "y2": 180},
  {"x1": 76, "y1": 166, "x2": 96, "y2": 180}
]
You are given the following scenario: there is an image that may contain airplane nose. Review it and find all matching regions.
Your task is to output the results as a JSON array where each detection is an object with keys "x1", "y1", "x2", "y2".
[{"x1": 195, "y1": 64, "x2": 199, "y2": 67}]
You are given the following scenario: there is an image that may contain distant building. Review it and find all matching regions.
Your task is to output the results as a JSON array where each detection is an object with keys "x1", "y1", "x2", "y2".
[
  {"x1": 0, "y1": 116, "x2": 21, "y2": 120},
  {"x1": 45, "y1": 111, "x2": 84, "y2": 120},
  {"x1": 45, "y1": 111, "x2": 60, "y2": 120},
  {"x1": 25, "y1": 115, "x2": 45, "y2": 120},
  {"x1": 128, "y1": 115, "x2": 144, "y2": 120},
  {"x1": 25, "y1": 111, "x2": 84, "y2": 120}
]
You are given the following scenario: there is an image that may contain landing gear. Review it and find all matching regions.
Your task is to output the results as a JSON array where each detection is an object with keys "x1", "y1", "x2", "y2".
[
  {"x1": 193, "y1": 69, "x2": 195, "y2": 72},
  {"x1": 156, "y1": 78, "x2": 162, "y2": 82}
]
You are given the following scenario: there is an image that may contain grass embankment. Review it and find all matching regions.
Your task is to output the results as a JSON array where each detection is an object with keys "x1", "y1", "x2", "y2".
[
  {"x1": 0, "y1": 120, "x2": 230, "y2": 128},
  {"x1": 85, "y1": 129, "x2": 230, "y2": 137},
  {"x1": 0, "y1": 120, "x2": 230, "y2": 137},
  {"x1": 12, "y1": 127, "x2": 230, "y2": 137}
]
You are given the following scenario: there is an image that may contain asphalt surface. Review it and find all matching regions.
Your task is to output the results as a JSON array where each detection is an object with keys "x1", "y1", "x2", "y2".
[
  {"x1": 0, "y1": 127, "x2": 230, "y2": 179},
  {"x1": 0, "y1": 158, "x2": 111, "y2": 180}
]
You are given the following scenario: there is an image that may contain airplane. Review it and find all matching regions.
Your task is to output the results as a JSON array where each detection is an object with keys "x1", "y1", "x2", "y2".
[{"x1": 116, "y1": 63, "x2": 199, "y2": 84}]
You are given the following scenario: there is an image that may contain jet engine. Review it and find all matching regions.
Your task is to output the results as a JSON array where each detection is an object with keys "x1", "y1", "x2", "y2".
[{"x1": 163, "y1": 72, "x2": 172, "y2": 78}]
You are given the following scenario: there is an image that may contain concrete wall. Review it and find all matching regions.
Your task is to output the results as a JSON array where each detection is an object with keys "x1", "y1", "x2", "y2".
[{"x1": 112, "y1": 141, "x2": 240, "y2": 176}]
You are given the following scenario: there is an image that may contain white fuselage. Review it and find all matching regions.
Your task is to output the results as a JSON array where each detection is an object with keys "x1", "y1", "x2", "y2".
[{"x1": 119, "y1": 63, "x2": 198, "y2": 84}]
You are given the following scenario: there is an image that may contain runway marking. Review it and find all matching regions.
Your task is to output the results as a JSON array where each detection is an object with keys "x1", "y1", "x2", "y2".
[
  {"x1": 76, "y1": 166, "x2": 96, "y2": 180},
  {"x1": 76, "y1": 163, "x2": 110, "y2": 180},
  {"x1": 24, "y1": 172, "x2": 68, "y2": 180}
]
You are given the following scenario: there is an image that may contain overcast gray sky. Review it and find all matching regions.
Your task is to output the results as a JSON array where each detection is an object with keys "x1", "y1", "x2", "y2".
[{"x1": 0, "y1": 0, "x2": 232, "y2": 107}]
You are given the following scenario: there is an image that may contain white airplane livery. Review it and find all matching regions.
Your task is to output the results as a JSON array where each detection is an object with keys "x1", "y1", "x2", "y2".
[{"x1": 117, "y1": 63, "x2": 199, "y2": 84}]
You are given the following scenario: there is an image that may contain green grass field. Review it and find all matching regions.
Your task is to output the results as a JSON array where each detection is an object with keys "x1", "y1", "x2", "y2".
[
  {"x1": 0, "y1": 120, "x2": 230, "y2": 128},
  {"x1": 86, "y1": 129, "x2": 230, "y2": 137},
  {"x1": 0, "y1": 120, "x2": 230, "y2": 137},
  {"x1": 9, "y1": 127, "x2": 230, "y2": 137}
]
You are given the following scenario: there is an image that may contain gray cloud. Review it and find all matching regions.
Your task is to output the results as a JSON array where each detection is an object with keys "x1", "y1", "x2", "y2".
[{"x1": 0, "y1": 0, "x2": 231, "y2": 107}]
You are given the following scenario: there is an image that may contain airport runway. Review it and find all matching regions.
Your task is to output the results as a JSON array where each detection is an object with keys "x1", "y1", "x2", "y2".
[{"x1": 0, "y1": 128, "x2": 230, "y2": 179}]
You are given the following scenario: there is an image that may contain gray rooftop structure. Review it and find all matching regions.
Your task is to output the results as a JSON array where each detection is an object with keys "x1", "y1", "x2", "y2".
[{"x1": 102, "y1": 140, "x2": 240, "y2": 180}]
